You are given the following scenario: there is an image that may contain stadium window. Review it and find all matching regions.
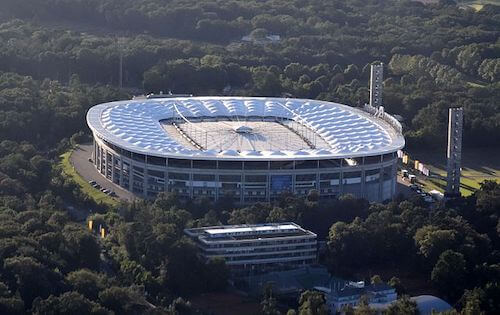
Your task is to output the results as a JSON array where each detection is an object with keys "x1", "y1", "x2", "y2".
[
  {"x1": 364, "y1": 155, "x2": 382, "y2": 164},
  {"x1": 193, "y1": 160, "x2": 217, "y2": 169},
  {"x1": 319, "y1": 159, "x2": 342, "y2": 168},
  {"x1": 169, "y1": 172, "x2": 190, "y2": 180},
  {"x1": 320, "y1": 173, "x2": 340, "y2": 180},
  {"x1": 343, "y1": 171, "x2": 362, "y2": 179},
  {"x1": 168, "y1": 158, "x2": 191, "y2": 168},
  {"x1": 147, "y1": 169, "x2": 164, "y2": 178},
  {"x1": 219, "y1": 175, "x2": 241, "y2": 182},
  {"x1": 383, "y1": 153, "x2": 395, "y2": 162},
  {"x1": 383, "y1": 166, "x2": 393, "y2": 180},
  {"x1": 133, "y1": 166, "x2": 144, "y2": 173},
  {"x1": 132, "y1": 153, "x2": 146, "y2": 163},
  {"x1": 365, "y1": 169, "x2": 380, "y2": 176},
  {"x1": 365, "y1": 169, "x2": 380, "y2": 182},
  {"x1": 296, "y1": 174, "x2": 316, "y2": 181},
  {"x1": 270, "y1": 161, "x2": 294, "y2": 170},
  {"x1": 295, "y1": 160, "x2": 318, "y2": 169},
  {"x1": 193, "y1": 174, "x2": 215, "y2": 181},
  {"x1": 245, "y1": 175, "x2": 267, "y2": 182},
  {"x1": 121, "y1": 149, "x2": 132, "y2": 158},
  {"x1": 218, "y1": 161, "x2": 243, "y2": 170},
  {"x1": 147, "y1": 155, "x2": 166, "y2": 166},
  {"x1": 244, "y1": 161, "x2": 269, "y2": 170}
]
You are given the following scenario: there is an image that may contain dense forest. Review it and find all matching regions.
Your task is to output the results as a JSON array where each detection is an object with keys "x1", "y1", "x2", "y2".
[
  {"x1": 0, "y1": 0, "x2": 498, "y2": 314},
  {"x1": 0, "y1": 0, "x2": 498, "y2": 148}
]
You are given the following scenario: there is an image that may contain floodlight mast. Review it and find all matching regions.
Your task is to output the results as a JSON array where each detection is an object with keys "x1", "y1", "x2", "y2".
[
  {"x1": 370, "y1": 63, "x2": 383, "y2": 108},
  {"x1": 446, "y1": 107, "x2": 463, "y2": 198}
]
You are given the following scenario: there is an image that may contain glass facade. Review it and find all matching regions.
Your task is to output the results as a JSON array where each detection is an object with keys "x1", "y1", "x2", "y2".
[{"x1": 92, "y1": 136, "x2": 398, "y2": 203}]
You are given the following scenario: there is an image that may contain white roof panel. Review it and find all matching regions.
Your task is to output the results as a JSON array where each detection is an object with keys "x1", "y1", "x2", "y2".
[{"x1": 87, "y1": 96, "x2": 404, "y2": 159}]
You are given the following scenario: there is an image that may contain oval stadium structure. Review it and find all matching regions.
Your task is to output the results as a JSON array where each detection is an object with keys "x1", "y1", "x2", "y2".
[{"x1": 86, "y1": 97, "x2": 404, "y2": 203}]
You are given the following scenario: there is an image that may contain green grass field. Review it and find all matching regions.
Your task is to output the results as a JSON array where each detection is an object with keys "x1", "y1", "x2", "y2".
[
  {"x1": 407, "y1": 148, "x2": 500, "y2": 196},
  {"x1": 59, "y1": 151, "x2": 119, "y2": 207},
  {"x1": 458, "y1": 0, "x2": 500, "y2": 11}
]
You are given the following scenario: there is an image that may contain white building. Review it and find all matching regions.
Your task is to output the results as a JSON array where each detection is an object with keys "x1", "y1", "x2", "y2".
[
  {"x1": 184, "y1": 222, "x2": 317, "y2": 271},
  {"x1": 315, "y1": 282, "x2": 397, "y2": 313}
]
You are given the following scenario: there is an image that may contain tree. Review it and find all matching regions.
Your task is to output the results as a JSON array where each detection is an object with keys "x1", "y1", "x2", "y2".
[
  {"x1": 98, "y1": 286, "x2": 147, "y2": 314},
  {"x1": 354, "y1": 302, "x2": 376, "y2": 315},
  {"x1": 298, "y1": 290, "x2": 328, "y2": 315},
  {"x1": 61, "y1": 224, "x2": 101, "y2": 270},
  {"x1": 388, "y1": 277, "x2": 406, "y2": 295},
  {"x1": 384, "y1": 295, "x2": 418, "y2": 315},
  {"x1": 431, "y1": 250, "x2": 467, "y2": 301},
  {"x1": 459, "y1": 288, "x2": 485, "y2": 315},
  {"x1": 167, "y1": 297, "x2": 194, "y2": 315},
  {"x1": 204, "y1": 258, "x2": 229, "y2": 291},
  {"x1": 284, "y1": 63, "x2": 307, "y2": 81},
  {"x1": 31, "y1": 292, "x2": 110, "y2": 315},
  {"x1": 414, "y1": 225, "x2": 458, "y2": 266},
  {"x1": 261, "y1": 284, "x2": 280, "y2": 315},
  {"x1": 3, "y1": 256, "x2": 64, "y2": 309},
  {"x1": 370, "y1": 275, "x2": 383, "y2": 285},
  {"x1": 252, "y1": 70, "x2": 282, "y2": 96},
  {"x1": 65, "y1": 269, "x2": 108, "y2": 300}
]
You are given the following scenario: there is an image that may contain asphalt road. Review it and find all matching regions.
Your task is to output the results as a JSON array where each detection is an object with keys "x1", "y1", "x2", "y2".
[
  {"x1": 70, "y1": 144, "x2": 137, "y2": 202},
  {"x1": 396, "y1": 175, "x2": 413, "y2": 197}
]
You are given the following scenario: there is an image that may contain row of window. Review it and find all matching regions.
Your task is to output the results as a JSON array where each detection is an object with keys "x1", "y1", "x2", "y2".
[
  {"x1": 207, "y1": 251, "x2": 316, "y2": 262},
  {"x1": 95, "y1": 140, "x2": 396, "y2": 201},
  {"x1": 202, "y1": 238, "x2": 316, "y2": 248},
  {"x1": 97, "y1": 136, "x2": 396, "y2": 169},
  {"x1": 203, "y1": 245, "x2": 317, "y2": 255}
]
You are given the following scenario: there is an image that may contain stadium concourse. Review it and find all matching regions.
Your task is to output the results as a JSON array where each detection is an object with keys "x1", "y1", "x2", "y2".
[{"x1": 86, "y1": 96, "x2": 405, "y2": 204}]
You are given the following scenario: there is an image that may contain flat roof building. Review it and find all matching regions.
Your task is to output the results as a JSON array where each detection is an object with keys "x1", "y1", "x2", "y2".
[
  {"x1": 184, "y1": 222, "x2": 317, "y2": 272},
  {"x1": 315, "y1": 281, "x2": 397, "y2": 313}
]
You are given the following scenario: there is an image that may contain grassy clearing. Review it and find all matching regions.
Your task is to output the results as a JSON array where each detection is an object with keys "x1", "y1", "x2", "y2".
[
  {"x1": 407, "y1": 148, "x2": 500, "y2": 196},
  {"x1": 468, "y1": 3, "x2": 485, "y2": 10},
  {"x1": 59, "y1": 150, "x2": 119, "y2": 207},
  {"x1": 467, "y1": 81, "x2": 486, "y2": 88},
  {"x1": 459, "y1": 0, "x2": 500, "y2": 11}
]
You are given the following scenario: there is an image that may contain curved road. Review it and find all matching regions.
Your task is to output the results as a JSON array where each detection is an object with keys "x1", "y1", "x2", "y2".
[{"x1": 70, "y1": 144, "x2": 137, "y2": 202}]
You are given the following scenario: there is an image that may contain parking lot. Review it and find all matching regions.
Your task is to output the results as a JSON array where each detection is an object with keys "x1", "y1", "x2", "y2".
[
  {"x1": 397, "y1": 169, "x2": 443, "y2": 203},
  {"x1": 70, "y1": 144, "x2": 137, "y2": 202}
]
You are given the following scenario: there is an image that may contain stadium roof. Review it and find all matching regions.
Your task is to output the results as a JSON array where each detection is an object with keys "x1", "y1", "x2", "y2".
[{"x1": 87, "y1": 97, "x2": 404, "y2": 159}]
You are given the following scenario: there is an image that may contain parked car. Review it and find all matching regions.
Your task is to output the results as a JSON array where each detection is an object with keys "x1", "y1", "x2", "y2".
[
  {"x1": 109, "y1": 192, "x2": 117, "y2": 197},
  {"x1": 88, "y1": 180, "x2": 96, "y2": 185}
]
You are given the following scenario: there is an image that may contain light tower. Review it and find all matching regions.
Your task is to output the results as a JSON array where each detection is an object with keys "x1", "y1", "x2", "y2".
[
  {"x1": 370, "y1": 63, "x2": 383, "y2": 108},
  {"x1": 446, "y1": 107, "x2": 463, "y2": 197}
]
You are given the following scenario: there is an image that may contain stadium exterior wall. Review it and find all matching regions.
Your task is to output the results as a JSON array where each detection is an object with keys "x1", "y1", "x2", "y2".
[{"x1": 91, "y1": 134, "x2": 398, "y2": 203}]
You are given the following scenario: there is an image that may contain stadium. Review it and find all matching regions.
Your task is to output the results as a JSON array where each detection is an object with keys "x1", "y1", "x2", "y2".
[{"x1": 86, "y1": 96, "x2": 404, "y2": 203}]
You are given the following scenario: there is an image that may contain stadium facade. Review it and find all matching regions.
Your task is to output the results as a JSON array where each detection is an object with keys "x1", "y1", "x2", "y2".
[{"x1": 86, "y1": 97, "x2": 404, "y2": 203}]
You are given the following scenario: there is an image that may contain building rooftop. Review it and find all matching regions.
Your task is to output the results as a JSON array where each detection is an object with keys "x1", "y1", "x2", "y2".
[
  {"x1": 205, "y1": 224, "x2": 299, "y2": 236},
  {"x1": 87, "y1": 97, "x2": 404, "y2": 160},
  {"x1": 185, "y1": 222, "x2": 316, "y2": 242}
]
